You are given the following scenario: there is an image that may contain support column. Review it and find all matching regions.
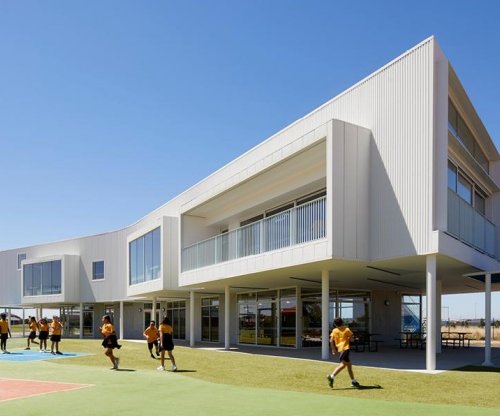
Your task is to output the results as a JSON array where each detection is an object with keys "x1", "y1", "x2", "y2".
[
  {"x1": 426, "y1": 255, "x2": 437, "y2": 371},
  {"x1": 22, "y1": 308, "x2": 26, "y2": 338},
  {"x1": 190, "y1": 291, "x2": 195, "y2": 347},
  {"x1": 483, "y1": 273, "x2": 493, "y2": 367},
  {"x1": 119, "y1": 301, "x2": 124, "y2": 340},
  {"x1": 436, "y1": 280, "x2": 442, "y2": 354},
  {"x1": 152, "y1": 297, "x2": 157, "y2": 323},
  {"x1": 225, "y1": 285, "x2": 230, "y2": 350},
  {"x1": 321, "y1": 270, "x2": 330, "y2": 360},
  {"x1": 296, "y1": 286, "x2": 302, "y2": 349},
  {"x1": 79, "y1": 302, "x2": 83, "y2": 339}
]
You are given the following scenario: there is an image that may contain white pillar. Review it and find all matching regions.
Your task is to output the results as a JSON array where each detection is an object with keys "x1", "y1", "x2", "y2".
[
  {"x1": 321, "y1": 270, "x2": 330, "y2": 360},
  {"x1": 426, "y1": 255, "x2": 437, "y2": 371},
  {"x1": 79, "y1": 302, "x2": 83, "y2": 339},
  {"x1": 483, "y1": 273, "x2": 493, "y2": 366},
  {"x1": 152, "y1": 297, "x2": 157, "y2": 323},
  {"x1": 22, "y1": 308, "x2": 26, "y2": 338},
  {"x1": 296, "y1": 286, "x2": 302, "y2": 348},
  {"x1": 436, "y1": 280, "x2": 442, "y2": 354},
  {"x1": 225, "y1": 285, "x2": 230, "y2": 350},
  {"x1": 190, "y1": 291, "x2": 195, "y2": 347},
  {"x1": 119, "y1": 301, "x2": 124, "y2": 340}
]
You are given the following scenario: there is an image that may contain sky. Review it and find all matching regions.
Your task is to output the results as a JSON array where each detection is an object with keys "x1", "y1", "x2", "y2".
[{"x1": 0, "y1": 1, "x2": 499, "y2": 320}]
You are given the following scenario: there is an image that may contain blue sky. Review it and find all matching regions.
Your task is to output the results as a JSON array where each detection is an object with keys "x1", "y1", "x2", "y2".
[{"x1": 0, "y1": 1, "x2": 499, "y2": 319}]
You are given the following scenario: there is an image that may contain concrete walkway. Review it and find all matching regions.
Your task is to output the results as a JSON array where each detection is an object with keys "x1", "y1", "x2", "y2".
[{"x1": 187, "y1": 341, "x2": 500, "y2": 372}]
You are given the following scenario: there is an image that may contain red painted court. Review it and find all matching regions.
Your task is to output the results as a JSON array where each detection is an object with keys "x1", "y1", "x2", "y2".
[{"x1": 0, "y1": 378, "x2": 92, "y2": 402}]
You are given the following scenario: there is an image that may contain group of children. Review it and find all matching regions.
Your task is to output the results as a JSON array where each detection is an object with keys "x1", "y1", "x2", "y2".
[
  {"x1": 4, "y1": 310, "x2": 358, "y2": 387},
  {"x1": 1, "y1": 311, "x2": 178, "y2": 372},
  {"x1": 142, "y1": 317, "x2": 177, "y2": 372},
  {"x1": 98, "y1": 315, "x2": 177, "y2": 372},
  {"x1": 0, "y1": 313, "x2": 63, "y2": 355}
]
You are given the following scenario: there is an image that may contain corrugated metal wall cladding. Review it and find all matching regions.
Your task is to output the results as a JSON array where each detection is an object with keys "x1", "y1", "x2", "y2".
[{"x1": 321, "y1": 40, "x2": 434, "y2": 257}]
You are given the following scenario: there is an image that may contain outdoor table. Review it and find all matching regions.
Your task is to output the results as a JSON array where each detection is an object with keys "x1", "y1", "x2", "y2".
[
  {"x1": 441, "y1": 331, "x2": 471, "y2": 348},
  {"x1": 398, "y1": 332, "x2": 425, "y2": 349},
  {"x1": 353, "y1": 332, "x2": 382, "y2": 352}
]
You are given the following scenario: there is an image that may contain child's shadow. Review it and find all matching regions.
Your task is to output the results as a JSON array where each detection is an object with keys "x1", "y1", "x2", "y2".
[
  {"x1": 170, "y1": 369, "x2": 197, "y2": 373},
  {"x1": 335, "y1": 384, "x2": 383, "y2": 391}
]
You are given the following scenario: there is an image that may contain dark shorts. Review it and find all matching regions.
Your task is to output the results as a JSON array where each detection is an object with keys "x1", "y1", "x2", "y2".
[
  {"x1": 0, "y1": 333, "x2": 8, "y2": 341},
  {"x1": 28, "y1": 331, "x2": 37, "y2": 340},
  {"x1": 339, "y1": 349, "x2": 351, "y2": 363},
  {"x1": 102, "y1": 334, "x2": 120, "y2": 349},
  {"x1": 148, "y1": 340, "x2": 159, "y2": 349},
  {"x1": 159, "y1": 334, "x2": 174, "y2": 352},
  {"x1": 50, "y1": 334, "x2": 61, "y2": 342},
  {"x1": 39, "y1": 331, "x2": 49, "y2": 340}
]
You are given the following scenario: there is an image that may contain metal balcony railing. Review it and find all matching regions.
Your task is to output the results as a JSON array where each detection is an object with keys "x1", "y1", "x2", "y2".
[
  {"x1": 447, "y1": 189, "x2": 496, "y2": 257},
  {"x1": 182, "y1": 196, "x2": 326, "y2": 272}
]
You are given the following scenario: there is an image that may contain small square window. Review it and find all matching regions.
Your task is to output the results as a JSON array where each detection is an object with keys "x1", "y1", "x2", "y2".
[
  {"x1": 17, "y1": 253, "x2": 27, "y2": 270},
  {"x1": 92, "y1": 261, "x2": 105, "y2": 280}
]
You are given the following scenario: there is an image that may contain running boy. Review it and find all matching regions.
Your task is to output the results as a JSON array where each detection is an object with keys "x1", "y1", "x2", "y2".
[
  {"x1": 143, "y1": 320, "x2": 160, "y2": 358},
  {"x1": 0, "y1": 313, "x2": 12, "y2": 353},
  {"x1": 26, "y1": 316, "x2": 40, "y2": 350},
  {"x1": 157, "y1": 316, "x2": 177, "y2": 372},
  {"x1": 327, "y1": 317, "x2": 360, "y2": 388},
  {"x1": 50, "y1": 316, "x2": 63, "y2": 355}
]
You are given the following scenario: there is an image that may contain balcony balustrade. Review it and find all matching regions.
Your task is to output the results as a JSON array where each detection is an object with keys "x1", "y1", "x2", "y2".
[
  {"x1": 447, "y1": 189, "x2": 496, "y2": 257},
  {"x1": 182, "y1": 196, "x2": 326, "y2": 272}
]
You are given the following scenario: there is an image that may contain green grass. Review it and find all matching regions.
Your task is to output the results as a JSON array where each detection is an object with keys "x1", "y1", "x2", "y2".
[{"x1": 2, "y1": 337, "x2": 499, "y2": 415}]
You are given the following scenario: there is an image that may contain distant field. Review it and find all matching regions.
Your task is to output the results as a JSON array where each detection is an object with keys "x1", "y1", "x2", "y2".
[{"x1": 441, "y1": 325, "x2": 500, "y2": 341}]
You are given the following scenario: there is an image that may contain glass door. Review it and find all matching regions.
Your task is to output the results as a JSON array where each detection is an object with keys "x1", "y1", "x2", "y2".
[
  {"x1": 257, "y1": 292, "x2": 277, "y2": 345},
  {"x1": 201, "y1": 298, "x2": 219, "y2": 342},
  {"x1": 238, "y1": 297, "x2": 256, "y2": 344}
]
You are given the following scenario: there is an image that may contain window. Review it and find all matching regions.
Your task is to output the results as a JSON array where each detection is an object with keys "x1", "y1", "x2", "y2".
[
  {"x1": 448, "y1": 99, "x2": 489, "y2": 173},
  {"x1": 23, "y1": 260, "x2": 62, "y2": 296},
  {"x1": 165, "y1": 301, "x2": 186, "y2": 339},
  {"x1": 447, "y1": 162, "x2": 457, "y2": 192},
  {"x1": 448, "y1": 160, "x2": 488, "y2": 214},
  {"x1": 457, "y1": 173, "x2": 472, "y2": 204},
  {"x1": 17, "y1": 253, "x2": 26, "y2": 270},
  {"x1": 475, "y1": 191, "x2": 486, "y2": 215},
  {"x1": 92, "y1": 261, "x2": 104, "y2": 280},
  {"x1": 401, "y1": 295, "x2": 422, "y2": 333},
  {"x1": 201, "y1": 298, "x2": 219, "y2": 342},
  {"x1": 129, "y1": 227, "x2": 161, "y2": 285}
]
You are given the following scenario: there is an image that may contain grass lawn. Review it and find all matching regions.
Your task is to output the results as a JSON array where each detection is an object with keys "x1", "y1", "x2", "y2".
[{"x1": 1, "y1": 338, "x2": 498, "y2": 415}]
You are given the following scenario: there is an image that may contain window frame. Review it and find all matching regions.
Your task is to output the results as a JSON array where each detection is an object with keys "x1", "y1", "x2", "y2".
[
  {"x1": 128, "y1": 226, "x2": 162, "y2": 286},
  {"x1": 92, "y1": 260, "x2": 105, "y2": 281},
  {"x1": 447, "y1": 160, "x2": 488, "y2": 216},
  {"x1": 17, "y1": 253, "x2": 27, "y2": 270}
]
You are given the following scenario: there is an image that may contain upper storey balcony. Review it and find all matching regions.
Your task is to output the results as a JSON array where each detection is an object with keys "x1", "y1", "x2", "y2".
[
  {"x1": 179, "y1": 139, "x2": 328, "y2": 282},
  {"x1": 182, "y1": 195, "x2": 326, "y2": 272},
  {"x1": 446, "y1": 78, "x2": 499, "y2": 259}
]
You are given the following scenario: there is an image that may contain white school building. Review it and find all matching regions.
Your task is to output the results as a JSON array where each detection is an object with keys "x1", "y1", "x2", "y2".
[{"x1": 1, "y1": 36, "x2": 499, "y2": 370}]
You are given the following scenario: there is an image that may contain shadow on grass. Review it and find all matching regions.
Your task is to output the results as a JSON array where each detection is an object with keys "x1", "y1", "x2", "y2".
[
  {"x1": 170, "y1": 370, "x2": 197, "y2": 373},
  {"x1": 115, "y1": 369, "x2": 137, "y2": 372},
  {"x1": 453, "y1": 365, "x2": 500, "y2": 373},
  {"x1": 333, "y1": 384, "x2": 383, "y2": 391}
]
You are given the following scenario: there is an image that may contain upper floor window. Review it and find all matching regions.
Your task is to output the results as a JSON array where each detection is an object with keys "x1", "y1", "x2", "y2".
[
  {"x1": 448, "y1": 99, "x2": 489, "y2": 173},
  {"x1": 92, "y1": 261, "x2": 105, "y2": 280},
  {"x1": 17, "y1": 253, "x2": 27, "y2": 270},
  {"x1": 457, "y1": 173, "x2": 472, "y2": 205},
  {"x1": 23, "y1": 260, "x2": 62, "y2": 296},
  {"x1": 448, "y1": 160, "x2": 487, "y2": 216},
  {"x1": 129, "y1": 227, "x2": 161, "y2": 285}
]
